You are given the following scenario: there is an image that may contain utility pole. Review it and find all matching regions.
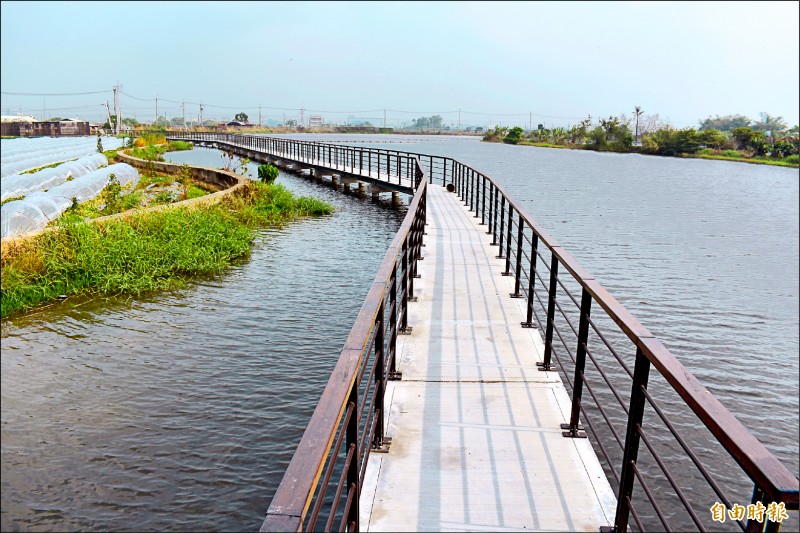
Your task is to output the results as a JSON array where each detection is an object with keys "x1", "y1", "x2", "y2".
[
  {"x1": 105, "y1": 101, "x2": 113, "y2": 132},
  {"x1": 529, "y1": 112, "x2": 532, "y2": 132},
  {"x1": 259, "y1": 105, "x2": 262, "y2": 128},
  {"x1": 383, "y1": 108, "x2": 387, "y2": 128},
  {"x1": 458, "y1": 109, "x2": 461, "y2": 130},
  {"x1": 199, "y1": 103, "x2": 204, "y2": 127},
  {"x1": 300, "y1": 108, "x2": 304, "y2": 126},
  {"x1": 155, "y1": 96, "x2": 158, "y2": 124},
  {"x1": 182, "y1": 101, "x2": 186, "y2": 130},
  {"x1": 112, "y1": 83, "x2": 120, "y2": 134}
]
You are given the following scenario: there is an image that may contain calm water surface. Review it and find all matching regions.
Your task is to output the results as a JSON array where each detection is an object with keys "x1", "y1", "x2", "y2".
[{"x1": 2, "y1": 136, "x2": 797, "y2": 531}]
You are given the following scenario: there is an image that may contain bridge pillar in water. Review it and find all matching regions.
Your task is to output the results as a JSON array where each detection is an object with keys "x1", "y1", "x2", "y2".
[{"x1": 368, "y1": 183, "x2": 392, "y2": 202}]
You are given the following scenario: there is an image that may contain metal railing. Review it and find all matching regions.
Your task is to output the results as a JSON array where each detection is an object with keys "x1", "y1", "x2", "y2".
[
  {"x1": 166, "y1": 132, "x2": 425, "y2": 191},
  {"x1": 447, "y1": 158, "x2": 799, "y2": 532},
  {"x1": 159, "y1": 132, "x2": 797, "y2": 532}
]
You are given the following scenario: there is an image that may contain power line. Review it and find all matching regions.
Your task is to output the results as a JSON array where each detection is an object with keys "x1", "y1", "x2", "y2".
[{"x1": 1, "y1": 90, "x2": 111, "y2": 96}]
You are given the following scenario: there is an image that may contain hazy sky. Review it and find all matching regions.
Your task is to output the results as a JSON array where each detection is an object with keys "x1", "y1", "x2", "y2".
[{"x1": 2, "y1": 1, "x2": 798, "y2": 128}]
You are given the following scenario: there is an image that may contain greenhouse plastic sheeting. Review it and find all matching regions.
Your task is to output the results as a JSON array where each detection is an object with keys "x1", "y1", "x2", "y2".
[
  {"x1": 1, "y1": 153, "x2": 109, "y2": 201},
  {"x1": 1, "y1": 163, "x2": 139, "y2": 238},
  {"x1": 0, "y1": 136, "x2": 124, "y2": 178}
]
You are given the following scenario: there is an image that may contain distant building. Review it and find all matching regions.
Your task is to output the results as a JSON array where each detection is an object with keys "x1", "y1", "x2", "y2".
[
  {"x1": 1, "y1": 118, "x2": 89, "y2": 137},
  {"x1": 308, "y1": 115, "x2": 324, "y2": 128}
]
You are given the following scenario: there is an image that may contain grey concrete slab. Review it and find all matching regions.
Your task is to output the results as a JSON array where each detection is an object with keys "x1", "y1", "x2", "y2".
[{"x1": 361, "y1": 185, "x2": 616, "y2": 532}]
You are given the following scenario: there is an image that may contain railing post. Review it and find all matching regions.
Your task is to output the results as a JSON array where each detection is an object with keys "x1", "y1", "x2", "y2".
[
  {"x1": 480, "y1": 175, "x2": 487, "y2": 225},
  {"x1": 496, "y1": 195, "x2": 506, "y2": 257},
  {"x1": 510, "y1": 213, "x2": 524, "y2": 297},
  {"x1": 470, "y1": 169, "x2": 477, "y2": 214},
  {"x1": 400, "y1": 239, "x2": 412, "y2": 333},
  {"x1": 537, "y1": 255, "x2": 559, "y2": 371},
  {"x1": 521, "y1": 233, "x2": 539, "y2": 328},
  {"x1": 408, "y1": 230, "x2": 418, "y2": 301},
  {"x1": 346, "y1": 383, "x2": 360, "y2": 533},
  {"x1": 389, "y1": 265, "x2": 401, "y2": 379},
  {"x1": 486, "y1": 181, "x2": 494, "y2": 235},
  {"x1": 374, "y1": 301, "x2": 385, "y2": 448},
  {"x1": 459, "y1": 163, "x2": 465, "y2": 201},
  {"x1": 562, "y1": 287, "x2": 591, "y2": 438},
  {"x1": 489, "y1": 182, "x2": 500, "y2": 241},
  {"x1": 612, "y1": 346, "x2": 652, "y2": 533},
  {"x1": 502, "y1": 205, "x2": 514, "y2": 276}
]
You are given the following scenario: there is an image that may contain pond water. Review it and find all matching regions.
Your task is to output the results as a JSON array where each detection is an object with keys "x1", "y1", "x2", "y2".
[{"x1": 1, "y1": 136, "x2": 797, "y2": 531}]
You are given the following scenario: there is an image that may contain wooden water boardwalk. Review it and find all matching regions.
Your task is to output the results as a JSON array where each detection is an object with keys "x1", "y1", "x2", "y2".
[
  {"x1": 163, "y1": 132, "x2": 798, "y2": 533},
  {"x1": 360, "y1": 185, "x2": 615, "y2": 531}
]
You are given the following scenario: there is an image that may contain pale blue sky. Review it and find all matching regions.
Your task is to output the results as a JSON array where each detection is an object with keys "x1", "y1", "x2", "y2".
[{"x1": 2, "y1": 1, "x2": 798, "y2": 128}]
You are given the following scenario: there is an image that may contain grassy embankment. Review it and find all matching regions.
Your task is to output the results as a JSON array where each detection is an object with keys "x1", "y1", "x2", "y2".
[
  {"x1": 510, "y1": 140, "x2": 799, "y2": 167},
  {"x1": 1, "y1": 135, "x2": 333, "y2": 318}
]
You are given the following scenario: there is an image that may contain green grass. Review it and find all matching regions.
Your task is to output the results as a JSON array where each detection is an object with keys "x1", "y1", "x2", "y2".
[
  {"x1": 1, "y1": 182, "x2": 333, "y2": 317},
  {"x1": 693, "y1": 152, "x2": 799, "y2": 167}
]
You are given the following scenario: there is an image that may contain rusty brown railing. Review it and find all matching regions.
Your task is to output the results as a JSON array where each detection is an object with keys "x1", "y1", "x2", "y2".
[{"x1": 161, "y1": 132, "x2": 797, "y2": 532}]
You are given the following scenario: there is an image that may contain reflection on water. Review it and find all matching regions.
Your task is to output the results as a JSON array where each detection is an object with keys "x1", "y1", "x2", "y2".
[{"x1": 2, "y1": 137, "x2": 797, "y2": 531}]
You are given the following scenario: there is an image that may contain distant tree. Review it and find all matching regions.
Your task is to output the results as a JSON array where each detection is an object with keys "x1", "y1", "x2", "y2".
[
  {"x1": 503, "y1": 126, "x2": 524, "y2": 144},
  {"x1": 697, "y1": 129, "x2": 728, "y2": 150},
  {"x1": 412, "y1": 116, "x2": 431, "y2": 129},
  {"x1": 751, "y1": 113, "x2": 788, "y2": 136},
  {"x1": 48, "y1": 116, "x2": 64, "y2": 122},
  {"x1": 154, "y1": 115, "x2": 169, "y2": 127},
  {"x1": 670, "y1": 128, "x2": 700, "y2": 154},
  {"x1": 234, "y1": 112, "x2": 249, "y2": 122},
  {"x1": 170, "y1": 116, "x2": 184, "y2": 127},
  {"x1": 699, "y1": 114, "x2": 751, "y2": 132},
  {"x1": 122, "y1": 117, "x2": 139, "y2": 126},
  {"x1": 731, "y1": 127, "x2": 763, "y2": 151},
  {"x1": 285, "y1": 119, "x2": 297, "y2": 127},
  {"x1": 430, "y1": 115, "x2": 443, "y2": 129}
]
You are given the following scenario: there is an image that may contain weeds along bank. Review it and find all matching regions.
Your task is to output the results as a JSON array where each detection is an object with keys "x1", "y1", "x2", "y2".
[{"x1": 1, "y1": 146, "x2": 333, "y2": 318}]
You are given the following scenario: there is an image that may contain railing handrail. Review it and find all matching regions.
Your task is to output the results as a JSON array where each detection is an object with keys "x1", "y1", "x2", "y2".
[{"x1": 159, "y1": 131, "x2": 797, "y2": 529}]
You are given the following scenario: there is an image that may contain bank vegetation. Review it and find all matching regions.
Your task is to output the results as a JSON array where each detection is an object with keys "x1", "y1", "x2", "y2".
[
  {"x1": 484, "y1": 112, "x2": 800, "y2": 168},
  {"x1": 1, "y1": 134, "x2": 333, "y2": 318}
]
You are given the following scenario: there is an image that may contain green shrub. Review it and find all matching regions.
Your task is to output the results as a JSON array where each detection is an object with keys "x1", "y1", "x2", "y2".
[
  {"x1": 784, "y1": 154, "x2": 799, "y2": 165},
  {"x1": 258, "y1": 163, "x2": 280, "y2": 184}
]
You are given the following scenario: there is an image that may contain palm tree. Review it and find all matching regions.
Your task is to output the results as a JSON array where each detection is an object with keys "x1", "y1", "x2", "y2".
[
  {"x1": 634, "y1": 106, "x2": 643, "y2": 143},
  {"x1": 753, "y1": 113, "x2": 787, "y2": 137}
]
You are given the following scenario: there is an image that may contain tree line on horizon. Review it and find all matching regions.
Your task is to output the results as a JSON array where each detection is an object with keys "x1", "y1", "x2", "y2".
[{"x1": 483, "y1": 111, "x2": 799, "y2": 163}]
